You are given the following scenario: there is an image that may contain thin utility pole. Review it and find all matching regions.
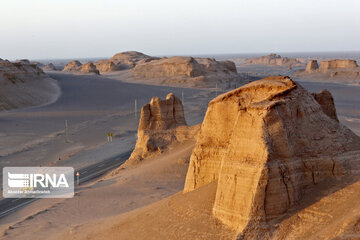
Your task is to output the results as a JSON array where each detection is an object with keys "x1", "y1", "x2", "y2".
[
  {"x1": 64, "y1": 120, "x2": 69, "y2": 143},
  {"x1": 134, "y1": 99, "x2": 137, "y2": 119}
]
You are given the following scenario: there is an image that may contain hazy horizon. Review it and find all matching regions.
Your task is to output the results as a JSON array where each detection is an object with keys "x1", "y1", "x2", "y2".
[{"x1": 1, "y1": 0, "x2": 360, "y2": 60}]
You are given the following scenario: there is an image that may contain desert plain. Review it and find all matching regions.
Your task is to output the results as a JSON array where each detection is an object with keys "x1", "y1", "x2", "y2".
[{"x1": 0, "y1": 52, "x2": 360, "y2": 240}]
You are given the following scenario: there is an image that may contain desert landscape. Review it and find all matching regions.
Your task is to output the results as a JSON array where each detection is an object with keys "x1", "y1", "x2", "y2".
[{"x1": 1, "y1": 1, "x2": 360, "y2": 239}]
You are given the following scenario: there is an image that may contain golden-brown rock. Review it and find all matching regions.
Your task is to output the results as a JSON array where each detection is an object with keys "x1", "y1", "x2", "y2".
[
  {"x1": 312, "y1": 89, "x2": 339, "y2": 122},
  {"x1": 131, "y1": 56, "x2": 239, "y2": 88},
  {"x1": 94, "y1": 51, "x2": 159, "y2": 73},
  {"x1": 94, "y1": 60, "x2": 118, "y2": 72},
  {"x1": 128, "y1": 93, "x2": 199, "y2": 164},
  {"x1": 320, "y1": 59, "x2": 358, "y2": 72},
  {"x1": 79, "y1": 62, "x2": 99, "y2": 74},
  {"x1": 183, "y1": 76, "x2": 360, "y2": 236},
  {"x1": 292, "y1": 59, "x2": 360, "y2": 84},
  {"x1": 305, "y1": 59, "x2": 319, "y2": 72},
  {"x1": 63, "y1": 60, "x2": 82, "y2": 72}
]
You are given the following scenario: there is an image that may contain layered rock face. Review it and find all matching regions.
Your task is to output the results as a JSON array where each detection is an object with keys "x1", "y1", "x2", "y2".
[
  {"x1": 320, "y1": 59, "x2": 358, "y2": 71},
  {"x1": 244, "y1": 54, "x2": 303, "y2": 66},
  {"x1": 312, "y1": 89, "x2": 339, "y2": 122},
  {"x1": 131, "y1": 56, "x2": 239, "y2": 88},
  {"x1": 94, "y1": 51, "x2": 159, "y2": 73},
  {"x1": 305, "y1": 60, "x2": 319, "y2": 72},
  {"x1": 183, "y1": 76, "x2": 360, "y2": 235},
  {"x1": 0, "y1": 59, "x2": 60, "y2": 110},
  {"x1": 128, "y1": 93, "x2": 199, "y2": 164}
]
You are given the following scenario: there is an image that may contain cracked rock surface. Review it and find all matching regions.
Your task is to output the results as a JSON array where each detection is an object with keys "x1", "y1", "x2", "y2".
[{"x1": 183, "y1": 76, "x2": 360, "y2": 236}]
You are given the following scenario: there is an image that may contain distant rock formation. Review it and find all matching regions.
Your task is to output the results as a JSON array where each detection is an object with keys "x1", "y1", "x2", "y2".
[
  {"x1": 63, "y1": 61, "x2": 99, "y2": 74},
  {"x1": 94, "y1": 51, "x2": 159, "y2": 73},
  {"x1": 244, "y1": 54, "x2": 304, "y2": 67},
  {"x1": 42, "y1": 63, "x2": 58, "y2": 71},
  {"x1": 131, "y1": 56, "x2": 240, "y2": 88},
  {"x1": 94, "y1": 60, "x2": 118, "y2": 72},
  {"x1": 80, "y1": 62, "x2": 99, "y2": 74},
  {"x1": 305, "y1": 60, "x2": 319, "y2": 72},
  {"x1": 320, "y1": 59, "x2": 358, "y2": 72},
  {"x1": 183, "y1": 76, "x2": 360, "y2": 237},
  {"x1": 63, "y1": 60, "x2": 82, "y2": 72},
  {"x1": 128, "y1": 93, "x2": 199, "y2": 164},
  {"x1": 0, "y1": 59, "x2": 60, "y2": 111},
  {"x1": 292, "y1": 59, "x2": 360, "y2": 84}
]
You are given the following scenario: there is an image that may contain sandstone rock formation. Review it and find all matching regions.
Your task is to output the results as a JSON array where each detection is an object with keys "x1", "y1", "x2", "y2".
[
  {"x1": 305, "y1": 60, "x2": 319, "y2": 72},
  {"x1": 94, "y1": 60, "x2": 118, "y2": 72},
  {"x1": 94, "y1": 51, "x2": 159, "y2": 73},
  {"x1": 320, "y1": 59, "x2": 358, "y2": 72},
  {"x1": 131, "y1": 56, "x2": 240, "y2": 88},
  {"x1": 63, "y1": 61, "x2": 99, "y2": 74},
  {"x1": 0, "y1": 59, "x2": 60, "y2": 111},
  {"x1": 79, "y1": 62, "x2": 99, "y2": 74},
  {"x1": 292, "y1": 59, "x2": 360, "y2": 84},
  {"x1": 128, "y1": 93, "x2": 199, "y2": 164},
  {"x1": 312, "y1": 89, "x2": 339, "y2": 122},
  {"x1": 183, "y1": 76, "x2": 360, "y2": 237},
  {"x1": 42, "y1": 63, "x2": 58, "y2": 71},
  {"x1": 63, "y1": 60, "x2": 82, "y2": 72},
  {"x1": 244, "y1": 54, "x2": 304, "y2": 67}
]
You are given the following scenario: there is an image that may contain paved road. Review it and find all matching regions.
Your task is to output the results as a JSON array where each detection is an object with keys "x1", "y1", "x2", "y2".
[{"x1": 0, "y1": 150, "x2": 131, "y2": 219}]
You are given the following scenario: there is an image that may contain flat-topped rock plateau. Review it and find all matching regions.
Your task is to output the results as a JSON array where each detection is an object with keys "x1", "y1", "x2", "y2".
[
  {"x1": 293, "y1": 59, "x2": 360, "y2": 84},
  {"x1": 130, "y1": 56, "x2": 240, "y2": 88},
  {"x1": 243, "y1": 53, "x2": 305, "y2": 67}
]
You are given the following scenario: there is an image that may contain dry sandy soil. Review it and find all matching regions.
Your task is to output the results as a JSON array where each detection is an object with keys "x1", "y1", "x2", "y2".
[{"x1": 1, "y1": 69, "x2": 360, "y2": 239}]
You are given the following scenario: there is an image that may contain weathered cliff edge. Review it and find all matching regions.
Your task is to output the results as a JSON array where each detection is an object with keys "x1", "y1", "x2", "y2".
[
  {"x1": 0, "y1": 59, "x2": 60, "y2": 111},
  {"x1": 127, "y1": 93, "x2": 199, "y2": 164},
  {"x1": 183, "y1": 76, "x2": 360, "y2": 237}
]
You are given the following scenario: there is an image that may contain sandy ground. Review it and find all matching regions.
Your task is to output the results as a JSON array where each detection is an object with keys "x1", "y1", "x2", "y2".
[
  {"x1": 0, "y1": 140, "x2": 197, "y2": 240},
  {"x1": 0, "y1": 72, "x2": 212, "y2": 182},
  {"x1": 1, "y1": 69, "x2": 360, "y2": 240}
]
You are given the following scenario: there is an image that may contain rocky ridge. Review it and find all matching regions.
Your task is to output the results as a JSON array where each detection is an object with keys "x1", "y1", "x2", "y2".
[
  {"x1": 244, "y1": 54, "x2": 304, "y2": 67},
  {"x1": 63, "y1": 61, "x2": 99, "y2": 74},
  {"x1": 130, "y1": 56, "x2": 240, "y2": 88},
  {"x1": 94, "y1": 51, "x2": 159, "y2": 73}
]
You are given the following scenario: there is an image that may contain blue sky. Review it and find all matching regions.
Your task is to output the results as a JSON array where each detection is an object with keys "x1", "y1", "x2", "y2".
[{"x1": 1, "y1": 0, "x2": 359, "y2": 59}]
